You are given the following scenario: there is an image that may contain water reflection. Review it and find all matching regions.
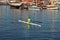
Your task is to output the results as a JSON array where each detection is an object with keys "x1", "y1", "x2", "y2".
[{"x1": 0, "y1": 5, "x2": 60, "y2": 40}]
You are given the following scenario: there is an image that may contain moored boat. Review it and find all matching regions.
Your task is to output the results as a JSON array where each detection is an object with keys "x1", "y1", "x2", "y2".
[
  {"x1": 46, "y1": 0, "x2": 59, "y2": 10},
  {"x1": 8, "y1": 1, "x2": 28, "y2": 9},
  {"x1": 47, "y1": 6, "x2": 58, "y2": 10},
  {"x1": 8, "y1": 1, "x2": 23, "y2": 8},
  {"x1": 28, "y1": 5, "x2": 40, "y2": 10}
]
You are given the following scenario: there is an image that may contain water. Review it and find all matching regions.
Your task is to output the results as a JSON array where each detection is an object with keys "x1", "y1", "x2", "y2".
[{"x1": 0, "y1": 5, "x2": 60, "y2": 40}]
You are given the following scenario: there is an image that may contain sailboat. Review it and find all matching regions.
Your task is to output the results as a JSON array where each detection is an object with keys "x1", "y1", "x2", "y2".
[{"x1": 47, "y1": 0, "x2": 59, "y2": 10}]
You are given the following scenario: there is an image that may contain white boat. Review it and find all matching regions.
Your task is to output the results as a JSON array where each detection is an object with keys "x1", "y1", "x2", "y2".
[
  {"x1": 31, "y1": 6, "x2": 37, "y2": 7},
  {"x1": 47, "y1": 7, "x2": 58, "y2": 10},
  {"x1": 46, "y1": 0, "x2": 59, "y2": 10},
  {"x1": 57, "y1": 2, "x2": 60, "y2": 5},
  {"x1": 8, "y1": 2, "x2": 23, "y2": 6},
  {"x1": 8, "y1": 1, "x2": 24, "y2": 8},
  {"x1": 46, "y1": 5, "x2": 58, "y2": 10},
  {"x1": 28, "y1": 5, "x2": 40, "y2": 10},
  {"x1": 29, "y1": 8, "x2": 40, "y2": 10},
  {"x1": 8, "y1": 1, "x2": 28, "y2": 9}
]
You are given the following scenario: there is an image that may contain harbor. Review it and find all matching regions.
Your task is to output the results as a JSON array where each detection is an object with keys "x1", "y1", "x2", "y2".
[
  {"x1": 0, "y1": 0, "x2": 60, "y2": 40},
  {"x1": 6, "y1": 0, "x2": 60, "y2": 10}
]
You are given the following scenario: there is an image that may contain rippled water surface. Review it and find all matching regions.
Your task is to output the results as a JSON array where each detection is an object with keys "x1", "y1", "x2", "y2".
[{"x1": 0, "y1": 5, "x2": 60, "y2": 40}]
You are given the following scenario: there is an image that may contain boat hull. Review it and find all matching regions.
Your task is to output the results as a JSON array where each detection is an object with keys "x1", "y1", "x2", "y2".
[
  {"x1": 47, "y1": 7, "x2": 58, "y2": 10},
  {"x1": 46, "y1": 5, "x2": 58, "y2": 10},
  {"x1": 28, "y1": 6, "x2": 40, "y2": 10}
]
